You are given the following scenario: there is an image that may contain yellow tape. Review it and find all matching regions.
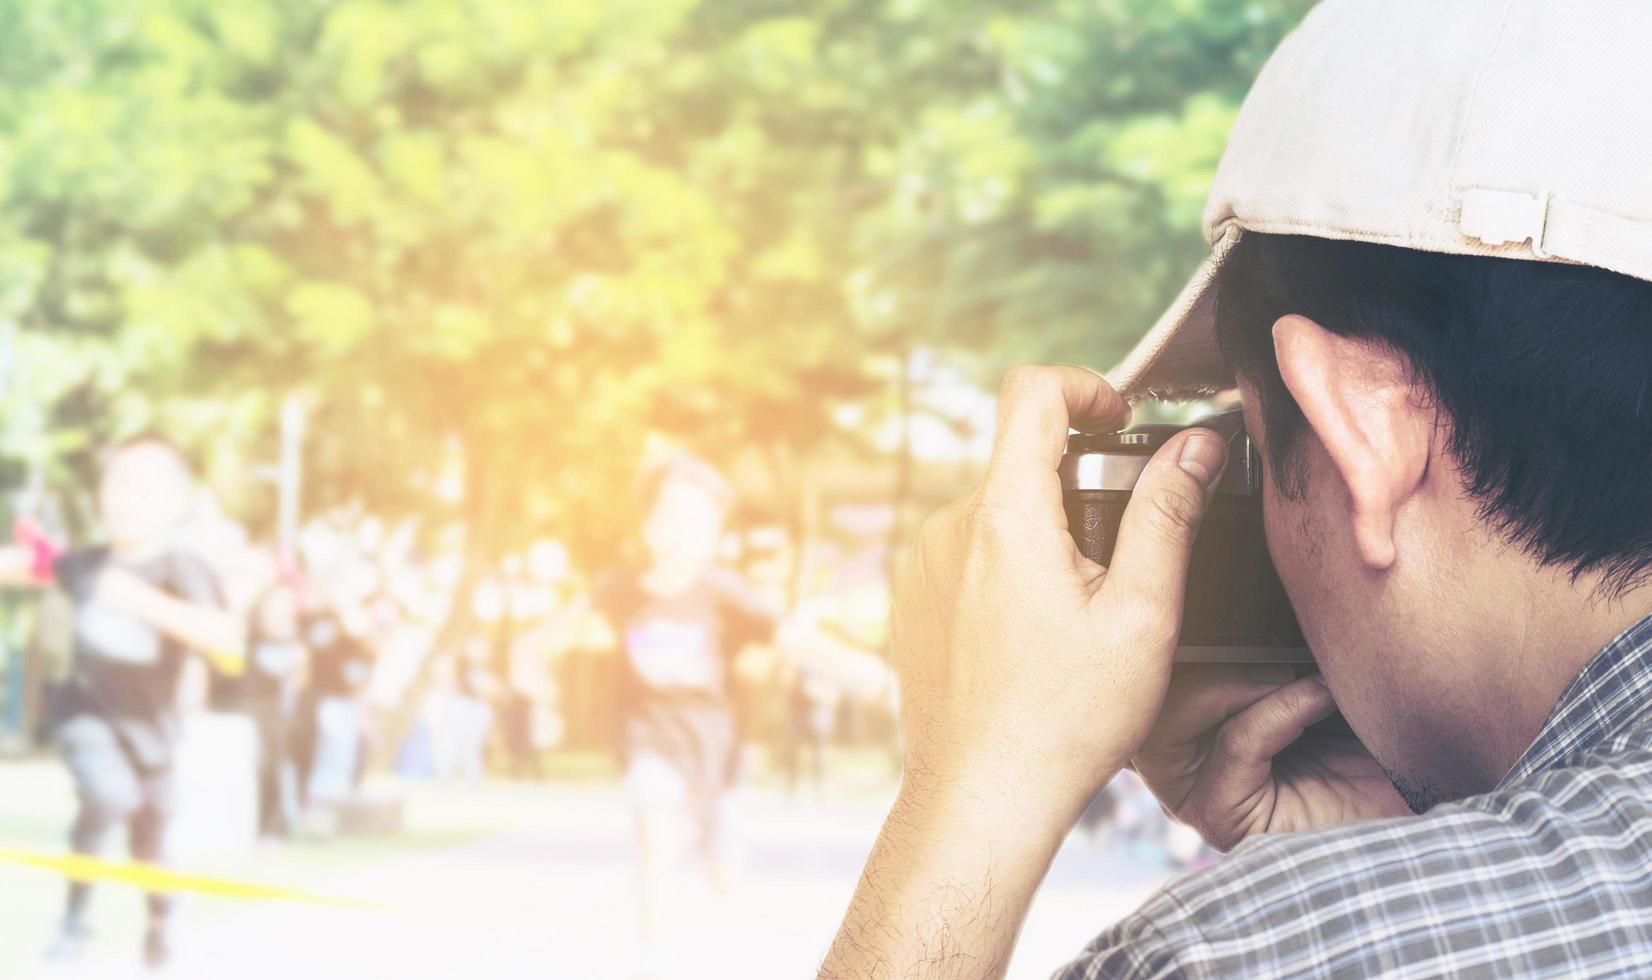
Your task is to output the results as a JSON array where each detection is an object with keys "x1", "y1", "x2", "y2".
[
  {"x1": 203, "y1": 648, "x2": 248, "y2": 677},
  {"x1": 0, "y1": 849, "x2": 375, "y2": 908}
]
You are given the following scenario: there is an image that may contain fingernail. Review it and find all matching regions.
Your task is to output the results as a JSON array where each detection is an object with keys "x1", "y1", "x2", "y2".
[{"x1": 1178, "y1": 431, "x2": 1228, "y2": 486}]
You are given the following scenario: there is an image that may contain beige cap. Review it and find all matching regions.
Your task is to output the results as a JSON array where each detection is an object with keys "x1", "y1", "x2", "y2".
[{"x1": 1108, "y1": 0, "x2": 1652, "y2": 399}]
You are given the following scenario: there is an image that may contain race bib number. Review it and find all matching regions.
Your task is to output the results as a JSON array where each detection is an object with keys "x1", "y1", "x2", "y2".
[{"x1": 624, "y1": 618, "x2": 719, "y2": 691}]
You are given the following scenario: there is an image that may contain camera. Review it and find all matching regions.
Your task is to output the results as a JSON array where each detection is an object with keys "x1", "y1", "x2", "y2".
[{"x1": 1060, "y1": 407, "x2": 1311, "y2": 663}]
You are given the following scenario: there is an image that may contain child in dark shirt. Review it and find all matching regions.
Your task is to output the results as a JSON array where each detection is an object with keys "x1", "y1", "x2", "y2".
[
  {"x1": 583, "y1": 457, "x2": 781, "y2": 962},
  {"x1": 0, "y1": 435, "x2": 245, "y2": 969}
]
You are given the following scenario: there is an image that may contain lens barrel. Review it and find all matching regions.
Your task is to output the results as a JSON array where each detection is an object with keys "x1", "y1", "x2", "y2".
[{"x1": 1060, "y1": 414, "x2": 1311, "y2": 664}]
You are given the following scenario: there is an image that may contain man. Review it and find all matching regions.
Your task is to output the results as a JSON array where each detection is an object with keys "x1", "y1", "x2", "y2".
[
  {"x1": 822, "y1": 2, "x2": 1652, "y2": 976},
  {"x1": 298, "y1": 607, "x2": 372, "y2": 809},
  {"x1": 241, "y1": 581, "x2": 308, "y2": 839},
  {"x1": 0, "y1": 435, "x2": 245, "y2": 969}
]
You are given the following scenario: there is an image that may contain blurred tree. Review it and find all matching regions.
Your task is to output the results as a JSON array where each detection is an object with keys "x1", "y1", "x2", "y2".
[
  {"x1": 0, "y1": 0, "x2": 1317, "y2": 557},
  {"x1": 0, "y1": 0, "x2": 1316, "y2": 750}
]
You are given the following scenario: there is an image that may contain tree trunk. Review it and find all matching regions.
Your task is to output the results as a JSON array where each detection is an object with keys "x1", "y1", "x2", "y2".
[
  {"x1": 765, "y1": 441, "x2": 820, "y2": 612},
  {"x1": 367, "y1": 446, "x2": 491, "y2": 771},
  {"x1": 883, "y1": 344, "x2": 914, "y2": 645}
]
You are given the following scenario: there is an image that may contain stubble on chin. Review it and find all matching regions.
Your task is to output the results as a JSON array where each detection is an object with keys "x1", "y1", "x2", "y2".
[{"x1": 1379, "y1": 763, "x2": 1465, "y2": 815}]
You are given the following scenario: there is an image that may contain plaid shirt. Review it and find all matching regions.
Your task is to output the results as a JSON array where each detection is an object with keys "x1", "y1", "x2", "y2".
[{"x1": 1057, "y1": 613, "x2": 1652, "y2": 979}]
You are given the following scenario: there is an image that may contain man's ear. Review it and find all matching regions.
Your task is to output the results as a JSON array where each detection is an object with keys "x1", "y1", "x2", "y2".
[{"x1": 1272, "y1": 315, "x2": 1432, "y2": 570}]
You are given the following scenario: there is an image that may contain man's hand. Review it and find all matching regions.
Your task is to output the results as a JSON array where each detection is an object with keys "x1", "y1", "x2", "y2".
[
  {"x1": 820, "y1": 365, "x2": 1228, "y2": 980},
  {"x1": 1132, "y1": 665, "x2": 1411, "y2": 851},
  {"x1": 891, "y1": 365, "x2": 1229, "y2": 820}
]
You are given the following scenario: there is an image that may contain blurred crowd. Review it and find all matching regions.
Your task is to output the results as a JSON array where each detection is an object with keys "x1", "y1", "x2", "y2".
[{"x1": 0, "y1": 435, "x2": 1208, "y2": 972}]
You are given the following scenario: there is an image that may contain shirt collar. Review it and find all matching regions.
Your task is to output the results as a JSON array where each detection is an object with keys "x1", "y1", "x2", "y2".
[{"x1": 1500, "y1": 612, "x2": 1652, "y2": 787}]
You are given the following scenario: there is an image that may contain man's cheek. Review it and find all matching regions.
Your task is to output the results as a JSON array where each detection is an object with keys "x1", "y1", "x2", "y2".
[{"x1": 1262, "y1": 489, "x2": 1327, "y2": 651}]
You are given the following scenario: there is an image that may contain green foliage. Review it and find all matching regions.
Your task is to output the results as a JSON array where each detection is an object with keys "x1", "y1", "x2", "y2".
[{"x1": 0, "y1": 0, "x2": 1314, "y2": 564}]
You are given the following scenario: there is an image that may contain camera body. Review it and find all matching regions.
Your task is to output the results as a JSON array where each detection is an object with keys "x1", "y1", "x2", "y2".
[{"x1": 1060, "y1": 408, "x2": 1311, "y2": 663}]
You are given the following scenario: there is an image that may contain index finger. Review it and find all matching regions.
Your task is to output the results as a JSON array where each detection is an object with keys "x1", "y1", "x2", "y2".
[
  {"x1": 1149, "y1": 665, "x2": 1296, "y2": 752},
  {"x1": 985, "y1": 365, "x2": 1130, "y2": 497}
]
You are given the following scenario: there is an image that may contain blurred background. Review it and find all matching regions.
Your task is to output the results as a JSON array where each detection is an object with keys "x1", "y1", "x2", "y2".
[{"x1": 0, "y1": 1, "x2": 1315, "y2": 977}]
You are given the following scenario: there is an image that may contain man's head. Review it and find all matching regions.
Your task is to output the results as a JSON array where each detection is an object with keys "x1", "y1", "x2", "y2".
[
  {"x1": 1213, "y1": 232, "x2": 1652, "y2": 810},
  {"x1": 98, "y1": 434, "x2": 194, "y2": 556},
  {"x1": 1100, "y1": 1, "x2": 1652, "y2": 813}
]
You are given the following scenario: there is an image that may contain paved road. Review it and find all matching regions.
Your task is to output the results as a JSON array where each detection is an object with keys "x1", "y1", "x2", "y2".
[{"x1": 1, "y1": 768, "x2": 1176, "y2": 979}]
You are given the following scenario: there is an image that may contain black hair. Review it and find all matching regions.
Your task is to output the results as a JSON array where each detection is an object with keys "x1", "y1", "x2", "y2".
[{"x1": 1214, "y1": 232, "x2": 1652, "y2": 596}]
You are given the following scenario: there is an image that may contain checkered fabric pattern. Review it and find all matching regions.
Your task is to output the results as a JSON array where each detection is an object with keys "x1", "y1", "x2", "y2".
[{"x1": 1056, "y1": 613, "x2": 1652, "y2": 979}]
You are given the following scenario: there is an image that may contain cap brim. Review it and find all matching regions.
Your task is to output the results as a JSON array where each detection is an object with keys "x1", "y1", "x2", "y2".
[{"x1": 1104, "y1": 226, "x2": 1239, "y2": 399}]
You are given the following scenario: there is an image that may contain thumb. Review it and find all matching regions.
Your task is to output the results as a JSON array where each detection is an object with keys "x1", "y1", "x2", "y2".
[{"x1": 1098, "y1": 428, "x2": 1227, "y2": 625}]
